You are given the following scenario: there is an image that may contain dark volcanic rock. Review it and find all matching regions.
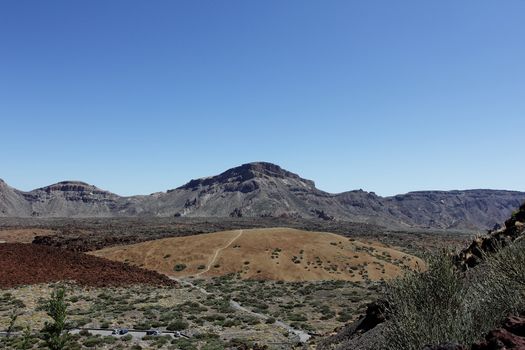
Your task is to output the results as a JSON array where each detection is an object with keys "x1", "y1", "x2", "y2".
[
  {"x1": 472, "y1": 315, "x2": 525, "y2": 350},
  {"x1": 0, "y1": 243, "x2": 176, "y2": 288},
  {"x1": 317, "y1": 301, "x2": 388, "y2": 350}
]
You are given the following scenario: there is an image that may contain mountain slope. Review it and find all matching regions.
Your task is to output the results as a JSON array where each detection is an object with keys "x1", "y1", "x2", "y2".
[
  {"x1": 1, "y1": 162, "x2": 524, "y2": 230},
  {"x1": 145, "y1": 162, "x2": 344, "y2": 218},
  {"x1": 23, "y1": 181, "x2": 122, "y2": 217},
  {"x1": 0, "y1": 179, "x2": 31, "y2": 216}
]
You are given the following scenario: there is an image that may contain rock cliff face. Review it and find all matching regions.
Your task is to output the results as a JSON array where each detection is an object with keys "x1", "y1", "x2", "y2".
[{"x1": 1, "y1": 162, "x2": 524, "y2": 230}]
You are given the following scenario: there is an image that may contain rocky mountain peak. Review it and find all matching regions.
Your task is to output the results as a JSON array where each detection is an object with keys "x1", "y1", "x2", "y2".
[
  {"x1": 223, "y1": 162, "x2": 306, "y2": 182},
  {"x1": 176, "y1": 162, "x2": 316, "y2": 191},
  {"x1": 34, "y1": 181, "x2": 112, "y2": 195}
]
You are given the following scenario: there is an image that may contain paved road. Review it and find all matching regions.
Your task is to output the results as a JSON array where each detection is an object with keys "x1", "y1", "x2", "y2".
[
  {"x1": 68, "y1": 328, "x2": 188, "y2": 339},
  {"x1": 2, "y1": 329, "x2": 187, "y2": 340},
  {"x1": 70, "y1": 328, "x2": 142, "y2": 340}
]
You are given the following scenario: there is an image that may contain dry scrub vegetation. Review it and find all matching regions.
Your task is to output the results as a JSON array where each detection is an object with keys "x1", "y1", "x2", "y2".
[
  {"x1": 381, "y1": 239, "x2": 525, "y2": 350},
  {"x1": 91, "y1": 228, "x2": 421, "y2": 282},
  {"x1": 194, "y1": 274, "x2": 382, "y2": 334},
  {"x1": 0, "y1": 282, "x2": 293, "y2": 349}
]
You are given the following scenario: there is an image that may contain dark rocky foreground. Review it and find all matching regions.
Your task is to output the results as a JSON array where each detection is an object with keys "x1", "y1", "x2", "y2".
[
  {"x1": 1, "y1": 162, "x2": 524, "y2": 230},
  {"x1": 424, "y1": 315, "x2": 525, "y2": 350},
  {"x1": 0, "y1": 243, "x2": 177, "y2": 288},
  {"x1": 455, "y1": 201, "x2": 525, "y2": 270}
]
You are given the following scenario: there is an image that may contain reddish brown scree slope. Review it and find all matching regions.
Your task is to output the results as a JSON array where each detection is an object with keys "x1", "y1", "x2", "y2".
[{"x1": 0, "y1": 243, "x2": 177, "y2": 288}]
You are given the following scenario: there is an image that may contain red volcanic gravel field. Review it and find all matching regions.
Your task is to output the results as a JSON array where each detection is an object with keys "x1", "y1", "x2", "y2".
[{"x1": 0, "y1": 243, "x2": 177, "y2": 288}]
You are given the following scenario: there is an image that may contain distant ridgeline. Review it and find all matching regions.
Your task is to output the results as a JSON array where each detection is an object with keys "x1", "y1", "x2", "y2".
[{"x1": 1, "y1": 162, "x2": 524, "y2": 230}]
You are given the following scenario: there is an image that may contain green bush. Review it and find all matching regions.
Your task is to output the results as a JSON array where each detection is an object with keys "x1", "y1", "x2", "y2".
[
  {"x1": 174, "y1": 264, "x2": 187, "y2": 272},
  {"x1": 167, "y1": 320, "x2": 189, "y2": 331},
  {"x1": 172, "y1": 338, "x2": 197, "y2": 350},
  {"x1": 265, "y1": 317, "x2": 276, "y2": 324},
  {"x1": 287, "y1": 313, "x2": 307, "y2": 322},
  {"x1": 382, "y1": 243, "x2": 525, "y2": 350},
  {"x1": 202, "y1": 339, "x2": 225, "y2": 350},
  {"x1": 78, "y1": 329, "x2": 91, "y2": 337},
  {"x1": 42, "y1": 287, "x2": 69, "y2": 350},
  {"x1": 120, "y1": 334, "x2": 132, "y2": 341},
  {"x1": 133, "y1": 321, "x2": 151, "y2": 329},
  {"x1": 82, "y1": 336, "x2": 104, "y2": 348}
]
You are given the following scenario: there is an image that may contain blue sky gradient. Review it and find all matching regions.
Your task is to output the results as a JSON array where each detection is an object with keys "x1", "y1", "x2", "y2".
[{"x1": 1, "y1": 1, "x2": 524, "y2": 196}]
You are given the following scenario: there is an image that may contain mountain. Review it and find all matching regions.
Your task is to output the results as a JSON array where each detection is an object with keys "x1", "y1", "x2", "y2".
[
  {"x1": 1, "y1": 162, "x2": 524, "y2": 230},
  {"x1": 23, "y1": 181, "x2": 123, "y2": 217},
  {"x1": 0, "y1": 179, "x2": 30, "y2": 216},
  {"x1": 145, "y1": 162, "x2": 342, "y2": 218}
]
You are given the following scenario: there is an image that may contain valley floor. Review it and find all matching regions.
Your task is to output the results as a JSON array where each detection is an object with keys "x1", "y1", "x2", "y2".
[{"x1": 0, "y1": 218, "x2": 475, "y2": 349}]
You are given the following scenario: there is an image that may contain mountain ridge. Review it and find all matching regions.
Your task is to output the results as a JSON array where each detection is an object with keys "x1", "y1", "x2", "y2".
[{"x1": 1, "y1": 162, "x2": 524, "y2": 230}]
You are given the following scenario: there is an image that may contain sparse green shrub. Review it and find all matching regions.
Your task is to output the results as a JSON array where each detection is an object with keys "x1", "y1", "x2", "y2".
[
  {"x1": 82, "y1": 336, "x2": 104, "y2": 348},
  {"x1": 120, "y1": 334, "x2": 132, "y2": 341},
  {"x1": 133, "y1": 321, "x2": 151, "y2": 329},
  {"x1": 382, "y1": 242, "x2": 525, "y2": 350},
  {"x1": 202, "y1": 339, "x2": 225, "y2": 350},
  {"x1": 265, "y1": 317, "x2": 276, "y2": 324},
  {"x1": 167, "y1": 320, "x2": 189, "y2": 331},
  {"x1": 42, "y1": 287, "x2": 69, "y2": 350},
  {"x1": 382, "y1": 252, "x2": 471, "y2": 349},
  {"x1": 78, "y1": 329, "x2": 91, "y2": 336},
  {"x1": 287, "y1": 313, "x2": 307, "y2": 322},
  {"x1": 172, "y1": 338, "x2": 197, "y2": 350},
  {"x1": 336, "y1": 310, "x2": 353, "y2": 322},
  {"x1": 68, "y1": 296, "x2": 80, "y2": 303},
  {"x1": 174, "y1": 263, "x2": 187, "y2": 272},
  {"x1": 102, "y1": 336, "x2": 116, "y2": 344}
]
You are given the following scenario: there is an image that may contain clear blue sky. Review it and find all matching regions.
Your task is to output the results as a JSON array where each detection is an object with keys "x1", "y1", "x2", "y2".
[{"x1": 1, "y1": 1, "x2": 524, "y2": 196}]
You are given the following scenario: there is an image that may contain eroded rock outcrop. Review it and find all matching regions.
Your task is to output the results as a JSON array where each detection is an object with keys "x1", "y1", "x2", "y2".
[
  {"x1": 472, "y1": 315, "x2": 525, "y2": 350},
  {"x1": 454, "y1": 202, "x2": 525, "y2": 270}
]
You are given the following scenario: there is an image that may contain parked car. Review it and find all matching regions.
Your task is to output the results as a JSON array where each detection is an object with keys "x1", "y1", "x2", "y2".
[
  {"x1": 146, "y1": 329, "x2": 162, "y2": 336},
  {"x1": 111, "y1": 328, "x2": 129, "y2": 335}
]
